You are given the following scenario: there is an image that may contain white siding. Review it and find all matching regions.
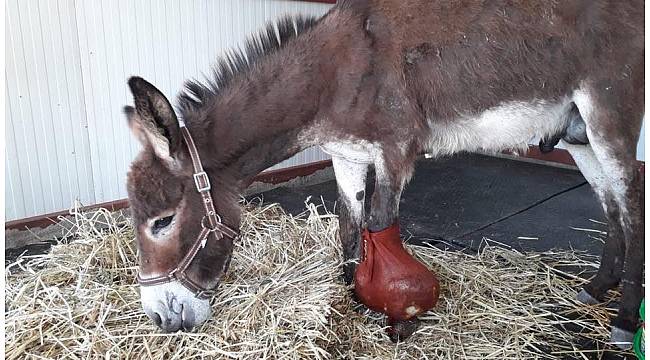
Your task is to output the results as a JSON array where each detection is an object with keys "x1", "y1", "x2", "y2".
[
  {"x1": 5, "y1": 0, "x2": 645, "y2": 221},
  {"x1": 6, "y1": 0, "x2": 95, "y2": 220},
  {"x1": 6, "y1": 0, "x2": 333, "y2": 221}
]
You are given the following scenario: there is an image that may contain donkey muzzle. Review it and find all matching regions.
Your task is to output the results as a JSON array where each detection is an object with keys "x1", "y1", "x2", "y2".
[{"x1": 140, "y1": 281, "x2": 212, "y2": 332}]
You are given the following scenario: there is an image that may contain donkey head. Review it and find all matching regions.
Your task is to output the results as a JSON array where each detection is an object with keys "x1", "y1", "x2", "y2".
[{"x1": 125, "y1": 77, "x2": 238, "y2": 332}]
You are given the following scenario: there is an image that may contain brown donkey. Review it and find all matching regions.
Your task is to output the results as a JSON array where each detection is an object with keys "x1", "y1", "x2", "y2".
[{"x1": 124, "y1": 0, "x2": 644, "y2": 347}]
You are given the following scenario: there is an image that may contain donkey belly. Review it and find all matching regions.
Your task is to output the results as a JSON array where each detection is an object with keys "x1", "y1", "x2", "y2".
[{"x1": 425, "y1": 97, "x2": 574, "y2": 157}]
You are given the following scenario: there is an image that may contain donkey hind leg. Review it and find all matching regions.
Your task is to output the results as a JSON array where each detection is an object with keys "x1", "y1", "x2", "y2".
[
  {"x1": 573, "y1": 91, "x2": 644, "y2": 349},
  {"x1": 332, "y1": 156, "x2": 369, "y2": 285},
  {"x1": 564, "y1": 143, "x2": 626, "y2": 305}
]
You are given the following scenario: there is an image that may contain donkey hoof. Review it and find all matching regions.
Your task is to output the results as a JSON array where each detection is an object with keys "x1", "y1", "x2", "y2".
[
  {"x1": 343, "y1": 271, "x2": 353, "y2": 286},
  {"x1": 610, "y1": 326, "x2": 635, "y2": 350},
  {"x1": 576, "y1": 289, "x2": 599, "y2": 305},
  {"x1": 342, "y1": 262, "x2": 357, "y2": 286},
  {"x1": 387, "y1": 318, "x2": 420, "y2": 343}
]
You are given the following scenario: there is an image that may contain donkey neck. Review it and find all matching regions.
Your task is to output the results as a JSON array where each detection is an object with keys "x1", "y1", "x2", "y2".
[
  {"x1": 198, "y1": 22, "x2": 355, "y2": 184},
  {"x1": 206, "y1": 66, "x2": 321, "y2": 181},
  {"x1": 181, "y1": 10, "x2": 372, "y2": 187}
]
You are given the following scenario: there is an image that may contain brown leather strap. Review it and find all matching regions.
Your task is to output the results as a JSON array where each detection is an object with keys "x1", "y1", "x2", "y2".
[
  {"x1": 137, "y1": 123, "x2": 239, "y2": 299},
  {"x1": 137, "y1": 271, "x2": 177, "y2": 286},
  {"x1": 180, "y1": 126, "x2": 220, "y2": 230}
]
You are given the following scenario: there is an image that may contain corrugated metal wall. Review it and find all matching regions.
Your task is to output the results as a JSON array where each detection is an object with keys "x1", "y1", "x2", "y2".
[
  {"x1": 5, "y1": 0, "x2": 645, "y2": 221},
  {"x1": 6, "y1": 0, "x2": 333, "y2": 221}
]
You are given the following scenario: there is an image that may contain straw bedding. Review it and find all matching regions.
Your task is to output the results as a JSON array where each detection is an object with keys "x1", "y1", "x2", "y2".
[{"x1": 6, "y1": 200, "x2": 630, "y2": 359}]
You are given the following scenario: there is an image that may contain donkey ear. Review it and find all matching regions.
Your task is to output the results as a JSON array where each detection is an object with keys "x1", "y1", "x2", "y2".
[{"x1": 125, "y1": 77, "x2": 181, "y2": 166}]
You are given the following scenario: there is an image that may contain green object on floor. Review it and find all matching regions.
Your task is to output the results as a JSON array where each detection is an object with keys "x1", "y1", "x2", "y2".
[{"x1": 634, "y1": 299, "x2": 644, "y2": 360}]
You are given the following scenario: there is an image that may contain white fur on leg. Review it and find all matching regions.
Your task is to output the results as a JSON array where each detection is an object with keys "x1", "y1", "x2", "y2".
[
  {"x1": 610, "y1": 326, "x2": 635, "y2": 350},
  {"x1": 331, "y1": 156, "x2": 369, "y2": 220},
  {"x1": 563, "y1": 143, "x2": 607, "y2": 193},
  {"x1": 573, "y1": 88, "x2": 631, "y2": 215}
]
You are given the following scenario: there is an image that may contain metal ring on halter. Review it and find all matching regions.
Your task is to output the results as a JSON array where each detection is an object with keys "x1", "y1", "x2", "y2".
[{"x1": 201, "y1": 213, "x2": 222, "y2": 232}]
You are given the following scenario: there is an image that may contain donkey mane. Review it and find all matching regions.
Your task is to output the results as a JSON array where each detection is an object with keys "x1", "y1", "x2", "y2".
[{"x1": 177, "y1": 14, "x2": 319, "y2": 117}]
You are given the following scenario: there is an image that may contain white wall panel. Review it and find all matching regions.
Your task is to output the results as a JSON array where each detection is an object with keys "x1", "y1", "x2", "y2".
[
  {"x1": 6, "y1": 82, "x2": 25, "y2": 221},
  {"x1": 6, "y1": 0, "x2": 333, "y2": 221},
  {"x1": 6, "y1": 0, "x2": 95, "y2": 220}
]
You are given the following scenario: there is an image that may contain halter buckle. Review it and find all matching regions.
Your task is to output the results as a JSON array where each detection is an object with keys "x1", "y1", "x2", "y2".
[{"x1": 193, "y1": 172, "x2": 211, "y2": 193}]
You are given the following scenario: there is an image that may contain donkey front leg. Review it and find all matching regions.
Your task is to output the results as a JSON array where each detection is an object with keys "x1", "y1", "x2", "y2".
[
  {"x1": 368, "y1": 158, "x2": 422, "y2": 342},
  {"x1": 368, "y1": 159, "x2": 405, "y2": 232},
  {"x1": 332, "y1": 156, "x2": 368, "y2": 285}
]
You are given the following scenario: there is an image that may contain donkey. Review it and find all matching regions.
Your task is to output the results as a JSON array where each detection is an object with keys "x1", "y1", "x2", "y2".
[{"x1": 124, "y1": 0, "x2": 644, "y2": 347}]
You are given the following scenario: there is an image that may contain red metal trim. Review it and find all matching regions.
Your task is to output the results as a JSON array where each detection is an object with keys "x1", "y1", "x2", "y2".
[
  {"x1": 252, "y1": 159, "x2": 332, "y2": 185},
  {"x1": 505, "y1": 145, "x2": 645, "y2": 172},
  {"x1": 5, "y1": 199, "x2": 130, "y2": 231},
  {"x1": 6, "y1": 160, "x2": 333, "y2": 231},
  {"x1": 503, "y1": 145, "x2": 577, "y2": 167},
  {"x1": 295, "y1": 0, "x2": 336, "y2": 4}
]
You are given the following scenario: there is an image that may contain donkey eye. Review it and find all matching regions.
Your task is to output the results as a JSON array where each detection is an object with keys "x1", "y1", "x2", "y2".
[{"x1": 152, "y1": 215, "x2": 174, "y2": 233}]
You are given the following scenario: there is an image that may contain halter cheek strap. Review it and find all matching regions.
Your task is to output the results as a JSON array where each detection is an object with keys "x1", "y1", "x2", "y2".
[{"x1": 137, "y1": 123, "x2": 239, "y2": 299}]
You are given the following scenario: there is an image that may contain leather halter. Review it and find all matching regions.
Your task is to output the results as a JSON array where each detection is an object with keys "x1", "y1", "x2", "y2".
[{"x1": 136, "y1": 121, "x2": 239, "y2": 299}]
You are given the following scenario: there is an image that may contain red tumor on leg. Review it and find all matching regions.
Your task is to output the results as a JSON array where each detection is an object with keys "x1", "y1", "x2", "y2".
[{"x1": 354, "y1": 223, "x2": 440, "y2": 338}]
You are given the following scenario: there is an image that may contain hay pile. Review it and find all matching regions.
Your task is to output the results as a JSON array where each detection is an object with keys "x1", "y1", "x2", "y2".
[{"x1": 6, "y1": 200, "x2": 630, "y2": 359}]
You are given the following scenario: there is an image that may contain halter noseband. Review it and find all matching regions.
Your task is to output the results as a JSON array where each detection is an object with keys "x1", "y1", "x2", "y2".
[{"x1": 136, "y1": 121, "x2": 239, "y2": 299}]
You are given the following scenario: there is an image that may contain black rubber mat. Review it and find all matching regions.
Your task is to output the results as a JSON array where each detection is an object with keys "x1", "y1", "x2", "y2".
[{"x1": 258, "y1": 153, "x2": 605, "y2": 256}]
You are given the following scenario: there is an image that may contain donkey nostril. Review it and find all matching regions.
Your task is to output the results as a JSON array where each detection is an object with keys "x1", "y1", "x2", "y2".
[
  {"x1": 170, "y1": 297, "x2": 183, "y2": 314},
  {"x1": 151, "y1": 312, "x2": 162, "y2": 327},
  {"x1": 181, "y1": 304, "x2": 196, "y2": 331}
]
